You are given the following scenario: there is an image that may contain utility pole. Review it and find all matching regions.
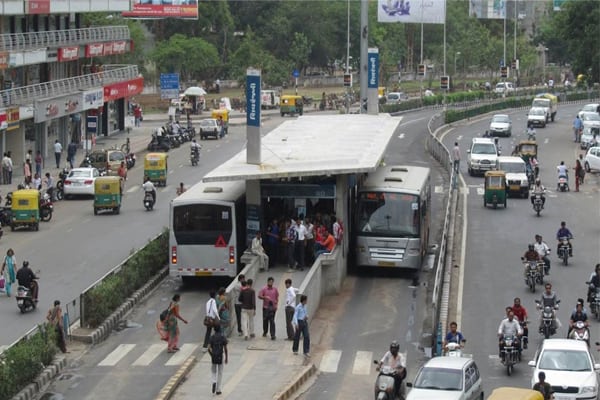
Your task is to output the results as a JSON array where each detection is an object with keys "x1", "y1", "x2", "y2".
[{"x1": 359, "y1": 0, "x2": 368, "y2": 113}]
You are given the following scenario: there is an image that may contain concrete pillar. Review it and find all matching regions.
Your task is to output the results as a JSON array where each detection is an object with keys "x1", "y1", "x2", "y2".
[
  {"x1": 335, "y1": 174, "x2": 349, "y2": 254},
  {"x1": 246, "y1": 68, "x2": 261, "y2": 165},
  {"x1": 245, "y1": 179, "x2": 262, "y2": 247}
]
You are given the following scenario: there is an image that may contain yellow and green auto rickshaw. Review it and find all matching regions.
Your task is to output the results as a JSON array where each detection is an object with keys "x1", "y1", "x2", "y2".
[
  {"x1": 10, "y1": 189, "x2": 40, "y2": 231},
  {"x1": 93, "y1": 176, "x2": 122, "y2": 215},
  {"x1": 211, "y1": 108, "x2": 229, "y2": 135},
  {"x1": 483, "y1": 170, "x2": 507, "y2": 209},
  {"x1": 516, "y1": 140, "x2": 538, "y2": 164},
  {"x1": 280, "y1": 95, "x2": 304, "y2": 117},
  {"x1": 487, "y1": 387, "x2": 543, "y2": 400},
  {"x1": 144, "y1": 153, "x2": 168, "y2": 187}
]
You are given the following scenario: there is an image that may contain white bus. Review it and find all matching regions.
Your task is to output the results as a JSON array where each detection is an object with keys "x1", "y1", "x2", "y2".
[
  {"x1": 354, "y1": 165, "x2": 431, "y2": 270},
  {"x1": 169, "y1": 180, "x2": 246, "y2": 281}
]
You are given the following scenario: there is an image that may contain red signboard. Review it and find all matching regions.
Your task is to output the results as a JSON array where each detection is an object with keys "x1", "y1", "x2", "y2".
[
  {"x1": 85, "y1": 43, "x2": 104, "y2": 58},
  {"x1": 27, "y1": 0, "x2": 50, "y2": 14},
  {"x1": 112, "y1": 41, "x2": 128, "y2": 54},
  {"x1": 58, "y1": 46, "x2": 80, "y2": 62},
  {"x1": 103, "y1": 77, "x2": 144, "y2": 102},
  {"x1": 122, "y1": 3, "x2": 198, "y2": 19},
  {"x1": 103, "y1": 42, "x2": 113, "y2": 56},
  {"x1": 0, "y1": 52, "x2": 8, "y2": 70}
]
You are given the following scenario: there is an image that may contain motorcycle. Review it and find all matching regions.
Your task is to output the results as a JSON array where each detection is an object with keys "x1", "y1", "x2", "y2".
[
  {"x1": 16, "y1": 285, "x2": 37, "y2": 313},
  {"x1": 500, "y1": 335, "x2": 520, "y2": 376},
  {"x1": 125, "y1": 152, "x2": 136, "y2": 169},
  {"x1": 0, "y1": 206, "x2": 11, "y2": 227},
  {"x1": 373, "y1": 360, "x2": 403, "y2": 400},
  {"x1": 444, "y1": 341, "x2": 465, "y2": 357},
  {"x1": 147, "y1": 136, "x2": 171, "y2": 152},
  {"x1": 536, "y1": 299, "x2": 560, "y2": 339},
  {"x1": 569, "y1": 320, "x2": 590, "y2": 346},
  {"x1": 143, "y1": 191, "x2": 155, "y2": 211},
  {"x1": 587, "y1": 283, "x2": 600, "y2": 320},
  {"x1": 532, "y1": 193, "x2": 544, "y2": 216},
  {"x1": 523, "y1": 260, "x2": 544, "y2": 292},
  {"x1": 55, "y1": 168, "x2": 69, "y2": 201},
  {"x1": 39, "y1": 190, "x2": 53, "y2": 222},
  {"x1": 190, "y1": 148, "x2": 200, "y2": 166},
  {"x1": 558, "y1": 237, "x2": 572, "y2": 266},
  {"x1": 557, "y1": 175, "x2": 569, "y2": 192}
]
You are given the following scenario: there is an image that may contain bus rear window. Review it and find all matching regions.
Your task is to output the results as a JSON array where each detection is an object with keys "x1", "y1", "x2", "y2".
[{"x1": 173, "y1": 204, "x2": 233, "y2": 245}]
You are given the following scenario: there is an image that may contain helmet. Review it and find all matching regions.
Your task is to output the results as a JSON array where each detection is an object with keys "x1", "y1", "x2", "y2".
[
  {"x1": 22, "y1": 261, "x2": 29, "y2": 267},
  {"x1": 390, "y1": 341, "x2": 400, "y2": 352},
  {"x1": 528, "y1": 244, "x2": 535, "y2": 251}
]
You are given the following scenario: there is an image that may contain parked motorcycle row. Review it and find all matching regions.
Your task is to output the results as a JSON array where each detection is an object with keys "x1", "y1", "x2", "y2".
[{"x1": 147, "y1": 122, "x2": 196, "y2": 152}]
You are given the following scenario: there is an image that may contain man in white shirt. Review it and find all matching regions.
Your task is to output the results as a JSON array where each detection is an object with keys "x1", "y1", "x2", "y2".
[
  {"x1": 534, "y1": 234, "x2": 551, "y2": 275},
  {"x1": 284, "y1": 279, "x2": 299, "y2": 340},
  {"x1": 556, "y1": 161, "x2": 568, "y2": 190},
  {"x1": 333, "y1": 218, "x2": 343, "y2": 244},
  {"x1": 251, "y1": 232, "x2": 269, "y2": 271},
  {"x1": 304, "y1": 218, "x2": 315, "y2": 265},
  {"x1": 53, "y1": 140, "x2": 63, "y2": 168},
  {"x1": 293, "y1": 219, "x2": 307, "y2": 271}
]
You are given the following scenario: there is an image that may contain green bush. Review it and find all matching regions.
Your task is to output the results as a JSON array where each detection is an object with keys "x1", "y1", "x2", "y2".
[
  {"x1": 0, "y1": 324, "x2": 57, "y2": 400},
  {"x1": 82, "y1": 230, "x2": 169, "y2": 328}
]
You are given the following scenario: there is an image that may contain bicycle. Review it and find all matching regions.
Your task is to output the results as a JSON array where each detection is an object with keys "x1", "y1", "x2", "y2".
[{"x1": 120, "y1": 137, "x2": 131, "y2": 154}]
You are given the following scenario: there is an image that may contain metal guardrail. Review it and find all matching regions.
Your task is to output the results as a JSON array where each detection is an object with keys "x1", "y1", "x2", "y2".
[
  {"x1": 0, "y1": 26, "x2": 130, "y2": 52},
  {"x1": 0, "y1": 64, "x2": 139, "y2": 107}
]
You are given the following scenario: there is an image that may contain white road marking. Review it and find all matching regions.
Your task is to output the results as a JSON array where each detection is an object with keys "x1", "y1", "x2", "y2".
[
  {"x1": 398, "y1": 133, "x2": 405, "y2": 139},
  {"x1": 544, "y1": 138, "x2": 549, "y2": 144},
  {"x1": 127, "y1": 186, "x2": 140, "y2": 193},
  {"x1": 165, "y1": 343, "x2": 198, "y2": 366},
  {"x1": 435, "y1": 185, "x2": 444, "y2": 193},
  {"x1": 319, "y1": 349, "x2": 342, "y2": 373},
  {"x1": 460, "y1": 187, "x2": 470, "y2": 195},
  {"x1": 457, "y1": 135, "x2": 463, "y2": 141},
  {"x1": 132, "y1": 343, "x2": 165, "y2": 366},
  {"x1": 456, "y1": 172, "x2": 469, "y2": 328},
  {"x1": 476, "y1": 187, "x2": 484, "y2": 196},
  {"x1": 98, "y1": 344, "x2": 136, "y2": 366},
  {"x1": 398, "y1": 117, "x2": 424, "y2": 126},
  {"x1": 168, "y1": 170, "x2": 174, "y2": 174},
  {"x1": 352, "y1": 351, "x2": 373, "y2": 375}
]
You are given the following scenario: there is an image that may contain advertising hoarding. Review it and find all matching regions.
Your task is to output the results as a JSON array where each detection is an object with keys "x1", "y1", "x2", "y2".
[
  {"x1": 378, "y1": 0, "x2": 446, "y2": 24},
  {"x1": 122, "y1": 0, "x2": 198, "y2": 19}
]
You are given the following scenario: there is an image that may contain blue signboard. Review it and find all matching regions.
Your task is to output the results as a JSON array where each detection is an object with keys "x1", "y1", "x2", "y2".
[
  {"x1": 368, "y1": 48, "x2": 379, "y2": 89},
  {"x1": 292, "y1": 69, "x2": 300, "y2": 78},
  {"x1": 86, "y1": 116, "x2": 98, "y2": 134},
  {"x1": 246, "y1": 69, "x2": 261, "y2": 127},
  {"x1": 160, "y1": 73, "x2": 180, "y2": 100}
]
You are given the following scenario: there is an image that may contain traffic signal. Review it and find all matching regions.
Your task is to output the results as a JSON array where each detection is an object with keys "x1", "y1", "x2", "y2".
[
  {"x1": 343, "y1": 73, "x2": 352, "y2": 87},
  {"x1": 440, "y1": 76, "x2": 450, "y2": 90},
  {"x1": 417, "y1": 64, "x2": 425, "y2": 76},
  {"x1": 500, "y1": 66, "x2": 508, "y2": 78}
]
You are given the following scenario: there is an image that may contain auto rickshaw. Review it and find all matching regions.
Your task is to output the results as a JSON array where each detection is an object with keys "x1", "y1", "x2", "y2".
[
  {"x1": 280, "y1": 95, "x2": 304, "y2": 116},
  {"x1": 487, "y1": 387, "x2": 543, "y2": 400},
  {"x1": 144, "y1": 152, "x2": 168, "y2": 187},
  {"x1": 94, "y1": 176, "x2": 122, "y2": 215},
  {"x1": 515, "y1": 140, "x2": 538, "y2": 164},
  {"x1": 10, "y1": 189, "x2": 40, "y2": 231},
  {"x1": 211, "y1": 109, "x2": 229, "y2": 135},
  {"x1": 483, "y1": 170, "x2": 507, "y2": 209}
]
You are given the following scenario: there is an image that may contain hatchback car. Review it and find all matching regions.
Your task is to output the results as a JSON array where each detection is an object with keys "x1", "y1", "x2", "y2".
[
  {"x1": 63, "y1": 167, "x2": 100, "y2": 198},
  {"x1": 406, "y1": 356, "x2": 483, "y2": 400},
  {"x1": 528, "y1": 107, "x2": 547, "y2": 128},
  {"x1": 489, "y1": 114, "x2": 512, "y2": 137},
  {"x1": 81, "y1": 149, "x2": 125, "y2": 175},
  {"x1": 578, "y1": 103, "x2": 600, "y2": 118},
  {"x1": 584, "y1": 146, "x2": 600, "y2": 172},
  {"x1": 528, "y1": 339, "x2": 600, "y2": 400},
  {"x1": 467, "y1": 138, "x2": 498, "y2": 176},
  {"x1": 580, "y1": 112, "x2": 600, "y2": 130},
  {"x1": 199, "y1": 118, "x2": 222, "y2": 140}
]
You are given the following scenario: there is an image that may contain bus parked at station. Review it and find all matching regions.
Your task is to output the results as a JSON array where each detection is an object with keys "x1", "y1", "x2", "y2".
[
  {"x1": 169, "y1": 180, "x2": 246, "y2": 282},
  {"x1": 354, "y1": 165, "x2": 431, "y2": 270}
]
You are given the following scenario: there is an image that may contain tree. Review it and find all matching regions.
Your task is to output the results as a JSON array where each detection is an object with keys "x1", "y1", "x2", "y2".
[{"x1": 288, "y1": 33, "x2": 312, "y2": 75}]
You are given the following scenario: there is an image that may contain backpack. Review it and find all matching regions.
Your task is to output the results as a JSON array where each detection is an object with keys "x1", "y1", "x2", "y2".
[
  {"x1": 160, "y1": 304, "x2": 171, "y2": 322},
  {"x1": 210, "y1": 335, "x2": 226, "y2": 364}
]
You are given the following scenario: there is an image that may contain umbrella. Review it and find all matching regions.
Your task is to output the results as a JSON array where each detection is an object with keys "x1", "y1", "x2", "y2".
[{"x1": 184, "y1": 86, "x2": 207, "y2": 96}]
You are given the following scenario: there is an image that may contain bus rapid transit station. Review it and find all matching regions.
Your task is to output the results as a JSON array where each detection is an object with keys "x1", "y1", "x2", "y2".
[{"x1": 168, "y1": 113, "x2": 433, "y2": 281}]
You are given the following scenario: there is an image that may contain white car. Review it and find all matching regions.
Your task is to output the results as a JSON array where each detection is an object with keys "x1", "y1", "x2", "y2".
[
  {"x1": 63, "y1": 167, "x2": 100, "y2": 198},
  {"x1": 497, "y1": 156, "x2": 529, "y2": 197},
  {"x1": 527, "y1": 107, "x2": 547, "y2": 128},
  {"x1": 528, "y1": 339, "x2": 600, "y2": 400},
  {"x1": 579, "y1": 111, "x2": 600, "y2": 130},
  {"x1": 406, "y1": 356, "x2": 483, "y2": 400},
  {"x1": 578, "y1": 103, "x2": 600, "y2": 118},
  {"x1": 386, "y1": 92, "x2": 409, "y2": 104},
  {"x1": 494, "y1": 82, "x2": 515, "y2": 94},
  {"x1": 584, "y1": 146, "x2": 600, "y2": 172},
  {"x1": 467, "y1": 138, "x2": 498, "y2": 176},
  {"x1": 580, "y1": 127, "x2": 598, "y2": 150},
  {"x1": 489, "y1": 114, "x2": 512, "y2": 137}
]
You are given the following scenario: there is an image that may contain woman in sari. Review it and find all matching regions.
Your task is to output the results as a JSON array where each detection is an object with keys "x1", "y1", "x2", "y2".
[
  {"x1": 1, "y1": 249, "x2": 17, "y2": 297},
  {"x1": 157, "y1": 294, "x2": 188, "y2": 353}
]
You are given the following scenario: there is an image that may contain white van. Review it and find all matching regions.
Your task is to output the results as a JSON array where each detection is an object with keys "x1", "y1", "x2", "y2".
[
  {"x1": 497, "y1": 156, "x2": 529, "y2": 197},
  {"x1": 261, "y1": 90, "x2": 280, "y2": 110},
  {"x1": 494, "y1": 82, "x2": 515, "y2": 94}
]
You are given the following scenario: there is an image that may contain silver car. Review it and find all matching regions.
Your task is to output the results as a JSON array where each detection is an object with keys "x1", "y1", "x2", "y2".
[{"x1": 489, "y1": 114, "x2": 512, "y2": 137}]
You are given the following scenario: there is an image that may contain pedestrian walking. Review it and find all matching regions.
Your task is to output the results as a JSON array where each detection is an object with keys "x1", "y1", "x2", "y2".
[
  {"x1": 46, "y1": 300, "x2": 68, "y2": 353},
  {"x1": 532, "y1": 371, "x2": 553, "y2": 400},
  {"x1": 573, "y1": 115, "x2": 583, "y2": 142},
  {"x1": 292, "y1": 295, "x2": 310, "y2": 358},
  {"x1": 285, "y1": 220, "x2": 297, "y2": 271},
  {"x1": 208, "y1": 324, "x2": 228, "y2": 395},
  {"x1": 67, "y1": 141, "x2": 77, "y2": 169},
  {"x1": 284, "y1": 279, "x2": 299, "y2": 340},
  {"x1": 0, "y1": 249, "x2": 16, "y2": 297},
  {"x1": 23, "y1": 159, "x2": 32, "y2": 185},
  {"x1": 258, "y1": 277, "x2": 279, "y2": 340},
  {"x1": 332, "y1": 217, "x2": 343, "y2": 245},
  {"x1": 203, "y1": 290, "x2": 221, "y2": 350},
  {"x1": 35, "y1": 151, "x2": 43, "y2": 177},
  {"x1": 2, "y1": 152, "x2": 13, "y2": 184},
  {"x1": 239, "y1": 279, "x2": 256, "y2": 340},
  {"x1": 54, "y1": 140, "x2": 63, "y2": 168},
  {"x1": 574, "y1": 159, "x2": 583, "y2": 192},
  {"x1": 231, "y1": 274, "x2": 245, "y2": 336},
  {"x1": 157, "y1": 294, "x2": 188, "y2": 353},
  {"x1": 452, "y1": 142, "x2": 461, "y2": 173}
]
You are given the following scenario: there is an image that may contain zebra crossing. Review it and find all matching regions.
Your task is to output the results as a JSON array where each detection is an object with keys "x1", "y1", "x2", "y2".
[
  {"x1": 317, "y1": 350, "x2": 406, "y2": 375},
  {"x1": 96, "y1": 342, "x2": 200, "y2": 367}
]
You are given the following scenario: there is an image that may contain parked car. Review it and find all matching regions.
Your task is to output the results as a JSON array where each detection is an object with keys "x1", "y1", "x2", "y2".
[
  {"x1": 584, "y1": 146, "x2": 600, "y2": 172},
  {"x1": 580, "y1": 127, "x2": 598, "y2": 150},
  {"x1": 467, "y1": 138, "x2": 498, "y2": 176},
  {"x1": 80, "y1": 149, "x2": 125, "y2": 176},
  {"x1": 63, "y1": 167, "x2": 100, "y2": 198},
  {"x1": 406, "y1": 356, "x2": 483, "y2": 400},
  {"x1": 580, "y1": 111, "x2": 600, "y2": 130},
  {"x1": 527, "y1": 107, "x2": 547, "y2": 128},
  {"x1": 528, "y1": 339, "x2": 600, "y2": 400},
  {"x1": 199, "y1": 118, "x2": 222, "y2": 140},
  {"x1": 386, "y1": 92, "x2": 409, "y2": 104},
  {"x1": 579, "y1": 103, "x2": 600, "y2": 117},
  {"x1": 489, "y1": 114, "x2": 512, "y2": 137},
  {"x1": 494, "y1": 82, "x2": 515, "y2": 94}
]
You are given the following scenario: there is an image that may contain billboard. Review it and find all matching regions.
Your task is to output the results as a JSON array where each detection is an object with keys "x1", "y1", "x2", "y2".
[
  {"x1": 469, "y1": 0, "x2": 506, "y2": 19},
  {"x1": 122, "y1": 0, "x2": 198, "y2": 19},
  {"x1": 378, "y1": 0, "x2": 446, "y2": 24}
]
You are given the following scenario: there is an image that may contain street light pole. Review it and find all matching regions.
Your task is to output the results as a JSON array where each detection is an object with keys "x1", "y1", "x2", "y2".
[{"x1": 346, "y1": 0, "x2": 350, "y2": 114}]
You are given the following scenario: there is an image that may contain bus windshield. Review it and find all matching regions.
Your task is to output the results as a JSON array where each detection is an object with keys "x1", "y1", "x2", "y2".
[
  {"x1": 356, "y1": 192, "x2": 420, "y2": 237},
  {"x1": 173, "y1": 204, "x2": 233, "y2": 245}
]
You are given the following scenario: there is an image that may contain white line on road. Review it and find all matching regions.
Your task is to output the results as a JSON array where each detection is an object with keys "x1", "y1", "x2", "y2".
[
  {"x1": 398, "y1": 133, "x2": 405, "y2": 139},
  {"x1": 164, "y1": 343, "x2": 198, "y2": 366},
  {"x1": 98, "y1": 344, "x2": 136, "y2": 366},
  {"x1": 132, "y1": 343, "x2": 165, "y2": 366},
  {"x1": 457, "y1": 135, "x2": 463, "y2": 141},
  {"x1": 127, "y1": 186, "x2": 140, "y2": 193},
  {"x1": 352, "y1": 351, "x2": 373, "y2": 375},
  {"x1": 544, "y1": 138, "x2": 549, "y2": 144},
  {"x1": 435, "y1": 185, "x2": 444, "y2": 193},
  {"x1": 319, "y1": 349, "x2": 342, "y2": 373},
  {"x1": 456, "y1": 172, "x2": 469, "y2": 328},
  {"x1": 398, "y1": 117, "x2": 424, "y2": 126},
  {"x1": 476, "y1": 187, "x2": 484, "y2": 196}
]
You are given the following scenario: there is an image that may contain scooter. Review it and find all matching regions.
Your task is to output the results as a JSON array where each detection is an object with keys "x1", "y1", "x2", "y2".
[
  {"x1": 557, "y1": 175, "x2": 569, "y2": 192},
  {"x1": 373, "y1": 360, "x2": 404, "y2": 400},
  {"x1": 39, "y1": 191, "x2": 53, "y2": 222},
  {"x1": 444, "y1": 341, "x2": 465, "y2": 357},
  {"x1": 532, "y1": 193, "x2": 544, "y2": 216},
  {"x1": 16, "y1": 285, "x2": 37, "y2": 313},
  {"x1": 125, "y1": 152, "x2": 136, "y2": 169},
  {"x1": 143, "y1": 191, "x2": 155, "y2": 211},
  {"x1": 569, "y1": 321, "x2": 590, "y2": 346},
  {"x1": 191, "y1": 148, "x2": 200, "y2": 166}
]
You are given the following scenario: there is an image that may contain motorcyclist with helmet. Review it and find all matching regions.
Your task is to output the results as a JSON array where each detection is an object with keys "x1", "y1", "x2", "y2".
[
  {"x1": 16, "y1": 261, "x2": 38, "y2": 302},
  {"x1": 556, "y1": 221, "x2": 573, "y2": 257},
  {"x1": 377, "y1": 341, "x2": 406, "y2": 399},
  {"x1": 530, "y1": 178, "x2": 546, "y2": 207},
  {"x1": 512, "y1": 298, "x2": 529, "y2": 349},
  {"x1": 497, "y1": 309, "x2": 523, "y2": 361}
]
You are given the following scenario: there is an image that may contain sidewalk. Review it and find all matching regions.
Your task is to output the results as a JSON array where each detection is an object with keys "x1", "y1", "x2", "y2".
[{"x1": 162, "y1": 267, "x2": 320, "y2": 400}]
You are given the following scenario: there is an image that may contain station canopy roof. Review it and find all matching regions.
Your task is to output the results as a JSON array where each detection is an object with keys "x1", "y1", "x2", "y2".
[{"x1": 202, "y1": 114, "x2": 402, "y2": 182}]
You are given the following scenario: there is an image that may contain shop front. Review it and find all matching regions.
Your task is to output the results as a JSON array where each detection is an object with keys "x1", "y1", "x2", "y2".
[{"x1": 102, "y1": 77, "x2": 143, "y2": 136}]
